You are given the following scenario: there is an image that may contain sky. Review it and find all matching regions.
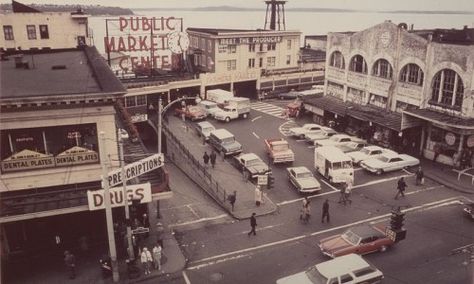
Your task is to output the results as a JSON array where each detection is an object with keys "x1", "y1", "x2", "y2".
[{"x1": 2, "y1": 0, "x2": 474, "y2": 12}]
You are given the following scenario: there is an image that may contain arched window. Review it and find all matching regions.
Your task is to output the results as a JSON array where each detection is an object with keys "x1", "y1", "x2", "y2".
[
  {"x1": 329, "y1": 51, "x2": 345, "y2": 69},
  {"x1": 431, "y1": 69, "x2": 464, "y2": 109},
  {"x1": 349, "y1": 55, "x2": 367, "y2": 74},
  {"x1": 399, "y1": 63, "x2": 424, "y2": 86},
  {"x1": 372, "y1": 59, "x2": 393, "y2": 79}
]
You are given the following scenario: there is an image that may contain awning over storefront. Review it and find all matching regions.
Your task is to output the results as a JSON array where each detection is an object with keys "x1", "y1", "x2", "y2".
[
  {"x1": 304, "y1": 95, "x2": 350, "y2": 117},
  {"x1": 304, "y1": 96, "x2": 402, "y2": 131},
  {"x1": 404, "y1": 109, "x2": 474, "y2": 131}
]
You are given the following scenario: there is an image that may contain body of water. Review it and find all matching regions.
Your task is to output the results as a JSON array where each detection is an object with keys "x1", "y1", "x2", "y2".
[{"x1": 89, "y1": 9, "x2": 474, "y2": 55}]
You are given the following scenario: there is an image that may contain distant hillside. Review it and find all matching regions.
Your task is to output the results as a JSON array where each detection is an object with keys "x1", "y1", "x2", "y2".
[{"x1": 0, "y1": 3, "x2": 134, "y2": 15}]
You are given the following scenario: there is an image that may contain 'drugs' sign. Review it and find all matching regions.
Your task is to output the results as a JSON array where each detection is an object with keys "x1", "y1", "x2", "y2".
[{"x1": 87, "y1": 183, "x2": 151, "y2": 211}]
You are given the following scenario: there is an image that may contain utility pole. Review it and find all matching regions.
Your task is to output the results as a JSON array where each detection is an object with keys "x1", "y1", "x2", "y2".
[
  {"x1": 100, "y1": 132, "x2": 119, "y2": 282},
  {"x1": 119, "y1": 135, "x2": 135, "y2": 260},
  {"x1": 156, "y1": 97, "x2": 163, "y2": 219}
]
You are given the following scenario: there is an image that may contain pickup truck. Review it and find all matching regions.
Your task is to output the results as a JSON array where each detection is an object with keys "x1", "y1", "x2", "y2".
[
  {"x1": 213, "y1": 97, "x2": 250, "y2": 122},
  {"x1": 230, "y1": 153, "x2": 271, "y2": 179},
  {"x1": 264, "y1": 138, "x2": 295, "y2": 164}
]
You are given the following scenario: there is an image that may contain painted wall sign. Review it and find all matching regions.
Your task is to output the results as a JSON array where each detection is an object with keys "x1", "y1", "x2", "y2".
[
  {"x1": 218, "y1": 36, "x2": 282, "y2": 45},
  {"x1": 1, "y1": 149, "x2": 55, "y2": 172},
  {"x1": 55, "y1": 146, "x2": 99, "y2": 166},
  {"x1": 445, "y1": 132, "x2": 456, "y2": 146},
  {"x1": 87, "y1": 183, "x2": 151, "y2": 211}
]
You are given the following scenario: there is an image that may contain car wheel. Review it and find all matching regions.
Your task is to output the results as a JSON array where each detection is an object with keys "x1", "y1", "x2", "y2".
[
  {"x1": 376, "y1": 169, "x2": 383, "y2": 175},
  {"x1": 379, "y1": 245, "x2": 388, "y2": 252},
  {"x1": 243, "y1": 113, "x2": 248, "y2": 119},
  {"x1": 225, "y1": 117, "x2": 230, "y2": 123}
]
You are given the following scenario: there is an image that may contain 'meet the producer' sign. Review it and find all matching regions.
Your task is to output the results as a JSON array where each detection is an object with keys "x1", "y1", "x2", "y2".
[
  {"x1": 87, "y1": 183, "x2": 151, "y2": 211},
  {"x1": 106, "y1": 153, "x2": 164, "y2": 188}
]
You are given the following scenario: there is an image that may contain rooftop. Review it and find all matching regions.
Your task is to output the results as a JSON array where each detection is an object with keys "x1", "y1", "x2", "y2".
[{"x1": 0, "y1": 47, "x2": 125, "y2": 101}]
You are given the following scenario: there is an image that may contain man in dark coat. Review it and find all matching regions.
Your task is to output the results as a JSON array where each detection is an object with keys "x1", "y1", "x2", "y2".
[
  {"x1": 394, "y1": 177, "x2": 407, "y2": 199},
  {"x1": 321, "y1": 199, "x2": 330, "y2": 223},
  {"x1": 203, "y1": 151, "x2": 210, "y2": 167},
  {"x1": 210, "y1": 151, "x2": 217, "y2": 168},
  {"x1": 228, "y1": 191, "x2": 236, "y2": 211},
  {"x1": 247, "y1": 213, "x2": 257, "y2": 236},
  {"x1": 415, "y1": 166, "x2": 424, "y2": 186}
]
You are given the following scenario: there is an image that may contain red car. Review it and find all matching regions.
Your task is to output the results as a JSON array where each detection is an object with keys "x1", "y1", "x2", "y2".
[
  {"x1": 174, "y1": 106, "x2": 206, "y2": 121},
  {"x1": 318, "y1": 224, "x2": 394, "y2": 258}
]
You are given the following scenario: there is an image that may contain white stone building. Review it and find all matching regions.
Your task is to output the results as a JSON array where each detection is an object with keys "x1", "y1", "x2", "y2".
[{"x1": 304, "y1": 21, "x2": 474, "y2": 166}]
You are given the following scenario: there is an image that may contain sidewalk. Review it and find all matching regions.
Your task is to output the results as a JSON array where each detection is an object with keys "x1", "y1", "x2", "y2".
[
  {"x1": 418, "y1": 158, "x2": 473, "y2": 194},
  {"x1": 165, "y1": 116, "x2": 278, "y2": 220}
]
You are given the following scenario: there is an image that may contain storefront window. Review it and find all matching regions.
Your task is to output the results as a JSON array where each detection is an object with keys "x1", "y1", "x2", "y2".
[
  {"x1": 429, "y1": 126, "x2": 459, "y2": 157},
  {"x1": 1, "y1": 124, "x2": 99, "y2": 173}
]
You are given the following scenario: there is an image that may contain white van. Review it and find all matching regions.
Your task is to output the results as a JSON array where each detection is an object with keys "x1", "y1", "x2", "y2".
[
  {"x1": 206, "y1": 89, "x2": 234, "y2": 105},
  {"x1": 277, "y1": 254, "x2": 383, "y2": 284},
  {"x1": 314, "y1": 146, "x2": 354, "y2": 184},
  {"x1": 197, "y1": 100, "x2": 219, "y2": 117}
]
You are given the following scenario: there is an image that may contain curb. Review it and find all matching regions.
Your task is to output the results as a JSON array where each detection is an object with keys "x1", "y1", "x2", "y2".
[{"x1": 425, "y1": 172, "x2": 473, "y2": 194}]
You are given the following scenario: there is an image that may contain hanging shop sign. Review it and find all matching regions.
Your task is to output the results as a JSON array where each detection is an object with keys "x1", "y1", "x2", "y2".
[
  {"x1": 87, "y1": 183, "x2": 151, "y2": 211},
  {"x1": 445, "y1": 132, "x2": 456, "y2": 146},
  {"x1": 106, "y1": 153, "x2": 164, "y2": 188},
  {"x1": 466, "y1": 135, "x2": 474, "y2": 148}
]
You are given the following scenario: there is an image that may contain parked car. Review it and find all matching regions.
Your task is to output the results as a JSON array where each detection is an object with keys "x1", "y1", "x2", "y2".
[
  {"x1": 463, "y1": 202, "x2": 474, "y2": 220},
  {"x1": 315, "y1": 134, "x2": 366, "y2": 148},
  {"x1": 208, "y1": 129, "x2": 242, "y2": 156},
  {"x1": 336, "y1": 141, "x2": 368, "y2": 153},
  {"x1": 194, "y1": 121, "x2": 216, "y2": 141},
  {"x1": 286, "y1": 166, "x2": 321, "y2": 194},
  {"x1": 348, "y1": 146, "x2": 397, "y2": 165},
  {"x1": 305, "y1": 127, "x2": 337, "y2": 145},
  {"x1": 318, "y1": 225, "x2": 394, "y2": 258},
  {"x1": 174, "y1": 105, "x2": 207, "y2": 121},
  {"x1": 230, "y1": 153, "x2": 271, "y2": 179},
  {"x1": 360, "y1": 152, "x2": 420, "y2": 175},
  {"x1": 289, "y1": 123, "x2": 323, "y2": 139},
  {"x1": 276, "y1": 254, "x2": 384, "y2": 284},
  {"x1": 277, "y1": 90, "x2": 301, "y2": 100}
]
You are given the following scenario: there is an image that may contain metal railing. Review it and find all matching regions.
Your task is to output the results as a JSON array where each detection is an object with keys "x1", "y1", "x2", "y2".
[{"x1": 162, "y1": 123, "x2": 229, "y2": 208}]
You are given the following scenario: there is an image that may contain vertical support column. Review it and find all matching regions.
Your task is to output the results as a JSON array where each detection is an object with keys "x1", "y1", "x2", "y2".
[
  {"x1": 100, "y1": 132, "x2": 119, "y2": 282},
  {"x1": 42, "y1": 131, "x2": 48, "y2": 154},
  {"x1": 119, "y1": 137, "x2": 134, "y2": 261}
]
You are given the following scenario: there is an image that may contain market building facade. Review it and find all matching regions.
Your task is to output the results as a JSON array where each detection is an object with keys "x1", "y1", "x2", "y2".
[{"x1": 304, "y1": 21, "x2": 474, "y2": 166}]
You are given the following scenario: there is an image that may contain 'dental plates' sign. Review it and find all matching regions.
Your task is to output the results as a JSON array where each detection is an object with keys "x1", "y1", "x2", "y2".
[
  {"x1": 87, "y1": 183, "x2": 151, "y2": 211},
  {"x1": 106, "y1": 153, "x2": 164, "y2": 188}
]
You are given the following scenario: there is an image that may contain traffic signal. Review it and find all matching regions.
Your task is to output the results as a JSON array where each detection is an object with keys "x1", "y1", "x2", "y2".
[
  {"x1": 267, "y1": 174, "x2": 275, "y2": 189},
  {"x1": 390, "y1": 210, "x2": 405, "y2": 231}
]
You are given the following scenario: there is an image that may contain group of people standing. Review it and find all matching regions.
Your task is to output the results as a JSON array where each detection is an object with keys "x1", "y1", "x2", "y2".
[
  {"x1": 299, "y1": 197, "x2": 330, "y2": 224},
  {"x1": 203, "y1": 151, "x2": 217, "y2": 168},
  {"x1": 338, "y1": 179, "x2": 353, "y2": 206},
  {"x1": 140, "y1": 243, "x2": 163, "y2": 276}
]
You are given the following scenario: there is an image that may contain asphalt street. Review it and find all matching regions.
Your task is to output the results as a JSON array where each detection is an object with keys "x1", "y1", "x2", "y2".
[{"x1": 150, "y1": 100, "x2": 473, "y2": 284}]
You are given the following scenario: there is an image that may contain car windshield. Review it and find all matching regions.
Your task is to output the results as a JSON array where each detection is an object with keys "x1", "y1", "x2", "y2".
[
  {"x1": 246, "y1": 158, "x2": 261, "y2": 166},
  {"x1": 273, "y1": 144, "x2": 289, "y2": 151},
  {"x1": 360, "y1": 148, "x2": 371, "y2": 155},
  {"x1": 222, "y1": 137, "x2": 235, "y2": 144},
  {"x1": 305, "y1": 266, "x2": 328, "y2": 284},
  {"x1": 297, "y1": 172, "x2": 313, "y2": 178},
  {"x1": 203, "y1": 127, "x2": 214, "y2": 132},
  {"x1": 341, "y1": 229, "x2": 361, "y2": 245},
  {"x1": 377, "y1": 156, "x2": 390, "y2": 163},
  {"x1": 332, "y1": 161, "x2": 352, "y2": 170}
]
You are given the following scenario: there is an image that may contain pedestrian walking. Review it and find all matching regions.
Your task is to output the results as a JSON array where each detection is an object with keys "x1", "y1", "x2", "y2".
[
  {"x1": 248, "y1": 213, "x2": 257, "y2": 236},
  {"x1": 415, "y1": 166, "x2": 424, "y2": 186},
  {"x1": 140, "y1": 247, "x2": 152, "y2": 275},
  {"x1": 64, "y1": 250, "x2": 76, "y2": 279},
  {"x1": 228, "y1": 190, "x2": 236, "y2": 211},
  {"x1": 210, "y1": 151, "x2": 217, "y2": 168},
  {"x1": 152, "y1": 244, "x2": 162, "y2": 271},
  {"x1": 338, "y1": 185, "x2": 347, "y2": 205},
  {"x1": 344, "y1": 180, "x2": 353, "y2": 205},
  {"x1": 321, "y1": 199, "x2": 330, "y2": 223},
  {"x1": 300, "y1": 197, "x2": 311, "y2": 223},
  {"x1": 203, "y1": 151, "x2": 210, "y2": 167},
  {"x1": 394, "y1": 177, "x2": 407, "y2": 199},
  {"x1": 255, "y1": 185, "x2": 262, "y2": 206},
  {"x1": 156, "y1": 222, "x2": 164, "y2": 248}
]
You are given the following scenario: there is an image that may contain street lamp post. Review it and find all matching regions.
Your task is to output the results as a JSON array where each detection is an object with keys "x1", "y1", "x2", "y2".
[
  {"x1": 119, "y1": 136, "x2": 135, "y2": 261},
  {"x1": 99, "y1": 132, "x2": 119, "y2": 282}
]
